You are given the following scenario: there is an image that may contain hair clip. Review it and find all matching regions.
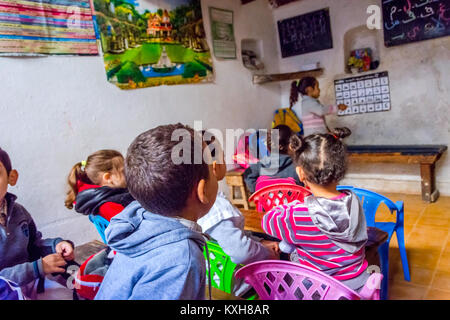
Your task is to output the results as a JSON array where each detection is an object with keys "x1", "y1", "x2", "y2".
[
  {"x1": 296, "y1": 79, "x2": 300, "y2": 87},
  {"x1": 81, "y1": 160, "x2": 87, "y2": 170},
  {"x1": 332, "y1": 134, "x2": 339, "y2": 140}
]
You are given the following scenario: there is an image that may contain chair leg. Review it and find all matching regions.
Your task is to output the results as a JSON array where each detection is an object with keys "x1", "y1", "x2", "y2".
[
  {"x1": 378, "y1": 241, "x2": 389, "y2": 300},
  {"x1": 396, "y1": 227, "x2": 411, "y2": 282}
]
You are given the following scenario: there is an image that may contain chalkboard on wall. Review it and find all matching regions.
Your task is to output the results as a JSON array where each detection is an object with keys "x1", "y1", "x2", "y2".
[
  {"x1": 277, "y1": 8, "x2": 333, "y2": 58},
  {"x1": 383, "y1": 0, "x2": 450, "y2": 47}
]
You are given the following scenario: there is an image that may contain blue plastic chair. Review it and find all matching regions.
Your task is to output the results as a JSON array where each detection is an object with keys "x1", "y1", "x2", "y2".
[
  {"x1": 88, "y1": 214, "x2": 110, "y2": 244},
  {"x1": 337, "y1": 186, "x2": 411, "y2": 300}
]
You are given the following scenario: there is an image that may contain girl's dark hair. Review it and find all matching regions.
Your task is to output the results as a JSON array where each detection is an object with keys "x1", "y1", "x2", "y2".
[
  {"x1": 267, "y1": 125, "x2": 293, "y2": 154},
  {"x1": 289, "y1": 127, "x2": 352, "y2": 186},
  {"x1": 65, "y1": 150, "x2": 124, "y2": 209},
  {"x1": 289, "y1": 76, "x2": 318, "y2": 108}
]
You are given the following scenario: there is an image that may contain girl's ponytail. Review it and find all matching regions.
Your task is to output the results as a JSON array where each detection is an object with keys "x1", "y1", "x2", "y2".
[
  {"x1": 65, "y1": 162, "x2": 85, "y2": 209},
  {"x1": 289, "y1": 80, "x2": 300, "y2": 108}
]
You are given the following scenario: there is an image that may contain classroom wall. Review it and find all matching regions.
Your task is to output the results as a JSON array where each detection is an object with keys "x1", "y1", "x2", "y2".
[
  {"x1": 272, "y1": 0, "x2": 450, "y2": 196},
  {"x1": 0, "y1": 0, "x2": 281, "y2": 245}
]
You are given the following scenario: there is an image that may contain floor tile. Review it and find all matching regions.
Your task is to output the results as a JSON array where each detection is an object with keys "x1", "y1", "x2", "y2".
[
  {"x1": 389, "y1": 282, "x2": 428, "y2": 300},
  {"x1": 430, "y1": 270, "x2": 450, "y2": 291},
  {"x1": 424, "y1": 288, "x2": 450, "y2": 300}
]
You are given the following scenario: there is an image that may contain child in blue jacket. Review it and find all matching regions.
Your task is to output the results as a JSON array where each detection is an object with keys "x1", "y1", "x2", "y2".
[{"x1": 95, "y1": 124, "x2": 218, "y2": 300}]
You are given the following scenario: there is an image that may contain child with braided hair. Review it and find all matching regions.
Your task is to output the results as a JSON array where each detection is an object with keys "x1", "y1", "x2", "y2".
[{"x1": 262, "y1": 128, "x2": 370, "y2": 291}]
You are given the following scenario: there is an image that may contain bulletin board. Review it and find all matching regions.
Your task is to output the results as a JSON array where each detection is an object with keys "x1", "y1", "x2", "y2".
[{"x1": 335, "y1": 71, "x2": 392, "y2": 116}]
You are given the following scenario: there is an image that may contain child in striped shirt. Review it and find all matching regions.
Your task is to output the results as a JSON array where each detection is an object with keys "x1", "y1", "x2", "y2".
[
  {"x1": 290, "y1": 77, "x2": 348, "y2": 136},
  {"x1": 262, "y1": 127, "x2": 370, "y2": 291}
]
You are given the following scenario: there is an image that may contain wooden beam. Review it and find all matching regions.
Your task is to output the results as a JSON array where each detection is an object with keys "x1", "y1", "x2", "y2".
[
  {"x1": 252, "y1": 68, "x2": 324, "y2": 85},
  {"x1": 348, "y1": 153, "x2": 438, "y2": 165}
]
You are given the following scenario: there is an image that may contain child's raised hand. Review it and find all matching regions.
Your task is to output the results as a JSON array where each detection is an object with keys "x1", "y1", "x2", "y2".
[
  {"x1": 42, "y1": 253, "x2": 67, "y2": 274},
  {"x1": 55, "y1": 241, "x2": 75, "y2": 261}
]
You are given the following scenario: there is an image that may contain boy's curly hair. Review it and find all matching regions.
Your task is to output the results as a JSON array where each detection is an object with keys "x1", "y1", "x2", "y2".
[{"x1": 289, "y1": 128, "x2": 352, "y2": 186}]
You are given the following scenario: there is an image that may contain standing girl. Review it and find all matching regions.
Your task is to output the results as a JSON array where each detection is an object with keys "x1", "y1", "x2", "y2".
[{"x1": 290, "y1": 77, "x2": 347, "y2": 136}]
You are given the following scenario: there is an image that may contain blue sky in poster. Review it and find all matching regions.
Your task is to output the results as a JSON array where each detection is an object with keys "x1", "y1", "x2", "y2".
[{"x1": 124, "y1": 0, "x2": 192, "y2": 14}]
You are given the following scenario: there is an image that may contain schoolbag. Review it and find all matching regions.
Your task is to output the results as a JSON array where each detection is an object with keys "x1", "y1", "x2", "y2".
[
  {"x1": 272, "y1": 108, "x2": 304, "y2": 136},
  {"x1": 74, "y1": 247, "x2": 115, "y2": 300}
]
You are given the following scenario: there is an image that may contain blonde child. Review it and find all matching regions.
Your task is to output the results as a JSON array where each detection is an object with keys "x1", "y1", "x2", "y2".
[
  {"x1": 290, "y1": 77, "x2": 348, "y2": 136},
  {"x1": 65, "y1": 150, "x2": 133, "y2": 221},
  {"x1": 262, "y1": 128, "x2": 370, "y2": 291}
]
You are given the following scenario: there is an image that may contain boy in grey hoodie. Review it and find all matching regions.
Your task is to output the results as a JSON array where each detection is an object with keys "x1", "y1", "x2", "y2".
[
  {"x1": 0, "y1": 148, "x2": 74, "y2": 292},
  {"x1": 95, "y1": 124, "x2": 218, "y2": 300}
]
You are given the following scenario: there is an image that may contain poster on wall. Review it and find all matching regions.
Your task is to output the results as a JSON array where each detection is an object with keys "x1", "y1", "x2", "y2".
[
  {"x1": 209, "y1": 7, "x2": 236, "y2": 59},
  {"x1": 93, "y1": 0, "x2": 214, "y2": 89},
  {"x1": 0, "y1": 0, "x2": 99, "y2": 56},
  {"x1": 335, "y1": 71, "x2": 392, "y2": 117}
]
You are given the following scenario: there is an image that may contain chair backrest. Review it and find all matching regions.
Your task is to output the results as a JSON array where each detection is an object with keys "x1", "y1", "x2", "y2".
[
  {"x1": 255, "y1": 176, "x2": 297, "y2": 191},
  {"x1": 249, "y1": 184, "x2": 312, "y2": 212},
  {"x1": 89, "y1": 214, "x2": 110, "y2": 244},
  {"x1": 203, "y1": 241, "x2": 238, "y2": 294},
  {"x1": 337, "y1": 186, "x2": 399, "y2": 227},
  {"x1": 235, "y1": 260, "x2": 381, "y2": 300}
]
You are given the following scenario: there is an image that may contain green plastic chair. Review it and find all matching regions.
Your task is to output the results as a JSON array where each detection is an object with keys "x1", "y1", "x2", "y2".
[{"x1": 203, "y1": 240, "x2": 257, "y2": 300}]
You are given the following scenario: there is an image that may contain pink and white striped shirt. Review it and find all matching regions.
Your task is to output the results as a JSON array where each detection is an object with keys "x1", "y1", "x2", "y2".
[{"x1": 262, "y1": 199, "x2": 368, "y2": 282}]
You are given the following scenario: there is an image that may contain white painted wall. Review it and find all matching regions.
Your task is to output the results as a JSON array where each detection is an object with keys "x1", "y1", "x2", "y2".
[
  {"x1": 0, "y1": 0, "x2": 281, "y2": 245},
  {"x1": 271, "y1": 0, "x2": 450, "y2": 196}
]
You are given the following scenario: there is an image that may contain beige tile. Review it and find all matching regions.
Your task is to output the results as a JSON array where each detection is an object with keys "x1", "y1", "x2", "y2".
[
  {"x1": 389, "y1": 282, "x2": 428, "y2": 300},
  {"x1": 436, "y1": 251, "x2": 450, "y2": 272},
  {"x1": 430, "y1": 270, "x2": 450, "y2": 291},
  {"x1": 417, "y1": 205, "x2": 450, "y2": 228},
  {"x1": 424, "y1": 288, "x2": 450, "y2": 300},
  {"x1": 390, "y1": 264, "x2": 434, "y2": 286},
  {"x1": 407, "y1": 226, "x2": 448, "y2": 251},
  {"x1": 406, "y1": 248, "x2": 441, "y2": 270}
]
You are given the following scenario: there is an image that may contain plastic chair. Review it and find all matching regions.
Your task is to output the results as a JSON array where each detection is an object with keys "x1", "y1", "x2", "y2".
[
  {"x1": 89, "y1": 214, "x2": 110, "y2": 244},
  {"x1": 337, "y1": 186, "x2": 411, "y2": 300},
  {"x1": 235, "y1": 260, "x2": 382, "y2": 300},
  {"x1": 249, "y1": 184, "x2": 312, "y2": 212},
  {"x1": 203, "y1": 240, "x2": 257, "y2": 300}
]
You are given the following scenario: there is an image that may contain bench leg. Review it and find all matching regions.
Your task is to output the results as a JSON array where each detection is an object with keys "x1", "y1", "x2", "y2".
[{"x1": 420, "y1": 163, "x2": 439, "y2": 203}]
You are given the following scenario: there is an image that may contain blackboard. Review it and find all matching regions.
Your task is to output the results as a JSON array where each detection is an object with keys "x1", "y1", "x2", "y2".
[
  {"x1": 383, "y1": 0, "x2": 450, "y2": 47},
  {"x1": 277, "y1": 8, "x2": 333, "y2": 58}
]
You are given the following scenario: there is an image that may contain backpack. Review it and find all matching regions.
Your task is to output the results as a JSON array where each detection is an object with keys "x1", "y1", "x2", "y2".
[
  {"x1": 272, "y1": 107, "x2": 304, "y2": 136},
  {"x1": 74, "y1": 247, "x2": 115, "y2": 300}
]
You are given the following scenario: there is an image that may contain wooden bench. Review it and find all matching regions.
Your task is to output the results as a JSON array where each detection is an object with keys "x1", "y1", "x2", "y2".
[{"x1": 348, "y1": 145, "x2": 448, "y2": 203}]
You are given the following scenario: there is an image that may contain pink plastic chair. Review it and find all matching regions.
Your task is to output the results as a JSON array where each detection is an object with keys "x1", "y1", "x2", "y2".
[
  {"x1": 254, "y1": 176, "x2": 297, "y2": 191},
  {"x1": 235, "y1": 260, "x2": 382, "y2": 300},
  {"x1": 249, "y1": 184, "x2": 312, "y2": 212}
]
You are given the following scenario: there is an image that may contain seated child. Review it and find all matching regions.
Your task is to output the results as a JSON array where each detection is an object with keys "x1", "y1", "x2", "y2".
[
  {"x1": 262, "y1": 128, "x2": 370, "y2": 291},
  {"x1": 0, "y1": 147, "x2": 75, "y2": 295},
  {"x1": 244, "y1": 125, "x2": 302, "y2": 193},
  {"x1": 197, "y1": 131, "x2": 280, "y2": 296},
  {"x1": 290, "y1": 77, "x2": 348, "y2": 136},
  {"x1": 95, "y1": 124, "x2": 218, "y2": 300},
  {"x1": 65, "y1": 150, "x2": 134, "y2": 222}
]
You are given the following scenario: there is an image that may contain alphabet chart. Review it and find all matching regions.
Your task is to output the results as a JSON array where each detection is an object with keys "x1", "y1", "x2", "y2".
[{"x1": 335, "y1": 71, "x2": 391, "y2": 116}]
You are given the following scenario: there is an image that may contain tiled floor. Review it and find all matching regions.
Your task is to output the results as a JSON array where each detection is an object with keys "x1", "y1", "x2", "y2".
[{"x1": 377, "y1": 193, "x2": 450, "y2": 300}]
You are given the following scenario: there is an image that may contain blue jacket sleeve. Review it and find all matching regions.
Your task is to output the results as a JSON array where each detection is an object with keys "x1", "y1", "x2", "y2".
[
  {"x1": 0, "y1": 259, "x2": 45, "y2": 286},
  {"x1": 207, "y1": 217, "x2": 272, "y2": 265}
]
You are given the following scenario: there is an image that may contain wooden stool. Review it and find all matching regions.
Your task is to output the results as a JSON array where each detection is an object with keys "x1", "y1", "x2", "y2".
[{"x1": 225, "y1": 168, "x2": 251, "y2": 210}]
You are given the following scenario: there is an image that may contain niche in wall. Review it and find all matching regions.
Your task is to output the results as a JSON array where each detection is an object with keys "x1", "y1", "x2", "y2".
[
  {"x1": 241, "y1": 38, "x2": 265, "y2": 72},
  {"x1": 343, "y1": 25, "x2": 382, "y2": 74}
]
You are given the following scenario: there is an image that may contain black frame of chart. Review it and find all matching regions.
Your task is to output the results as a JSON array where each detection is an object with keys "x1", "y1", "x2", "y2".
[{"x1": 335, "y1": 71, "x2": 392, "y2": 117}]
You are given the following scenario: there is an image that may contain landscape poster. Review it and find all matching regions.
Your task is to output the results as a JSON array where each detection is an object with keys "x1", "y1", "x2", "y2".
[{"x1": 93, "y1": 0, "x2": 214, "y2": 89}]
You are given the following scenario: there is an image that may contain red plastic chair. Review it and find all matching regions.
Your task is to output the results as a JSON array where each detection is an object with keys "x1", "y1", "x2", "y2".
[
  {"x1": 235, "y1": 260, "x2": 382, "y2": 300},
  {"x1": 249, "y1": 184, "x2": 312, "y2": 212}
]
